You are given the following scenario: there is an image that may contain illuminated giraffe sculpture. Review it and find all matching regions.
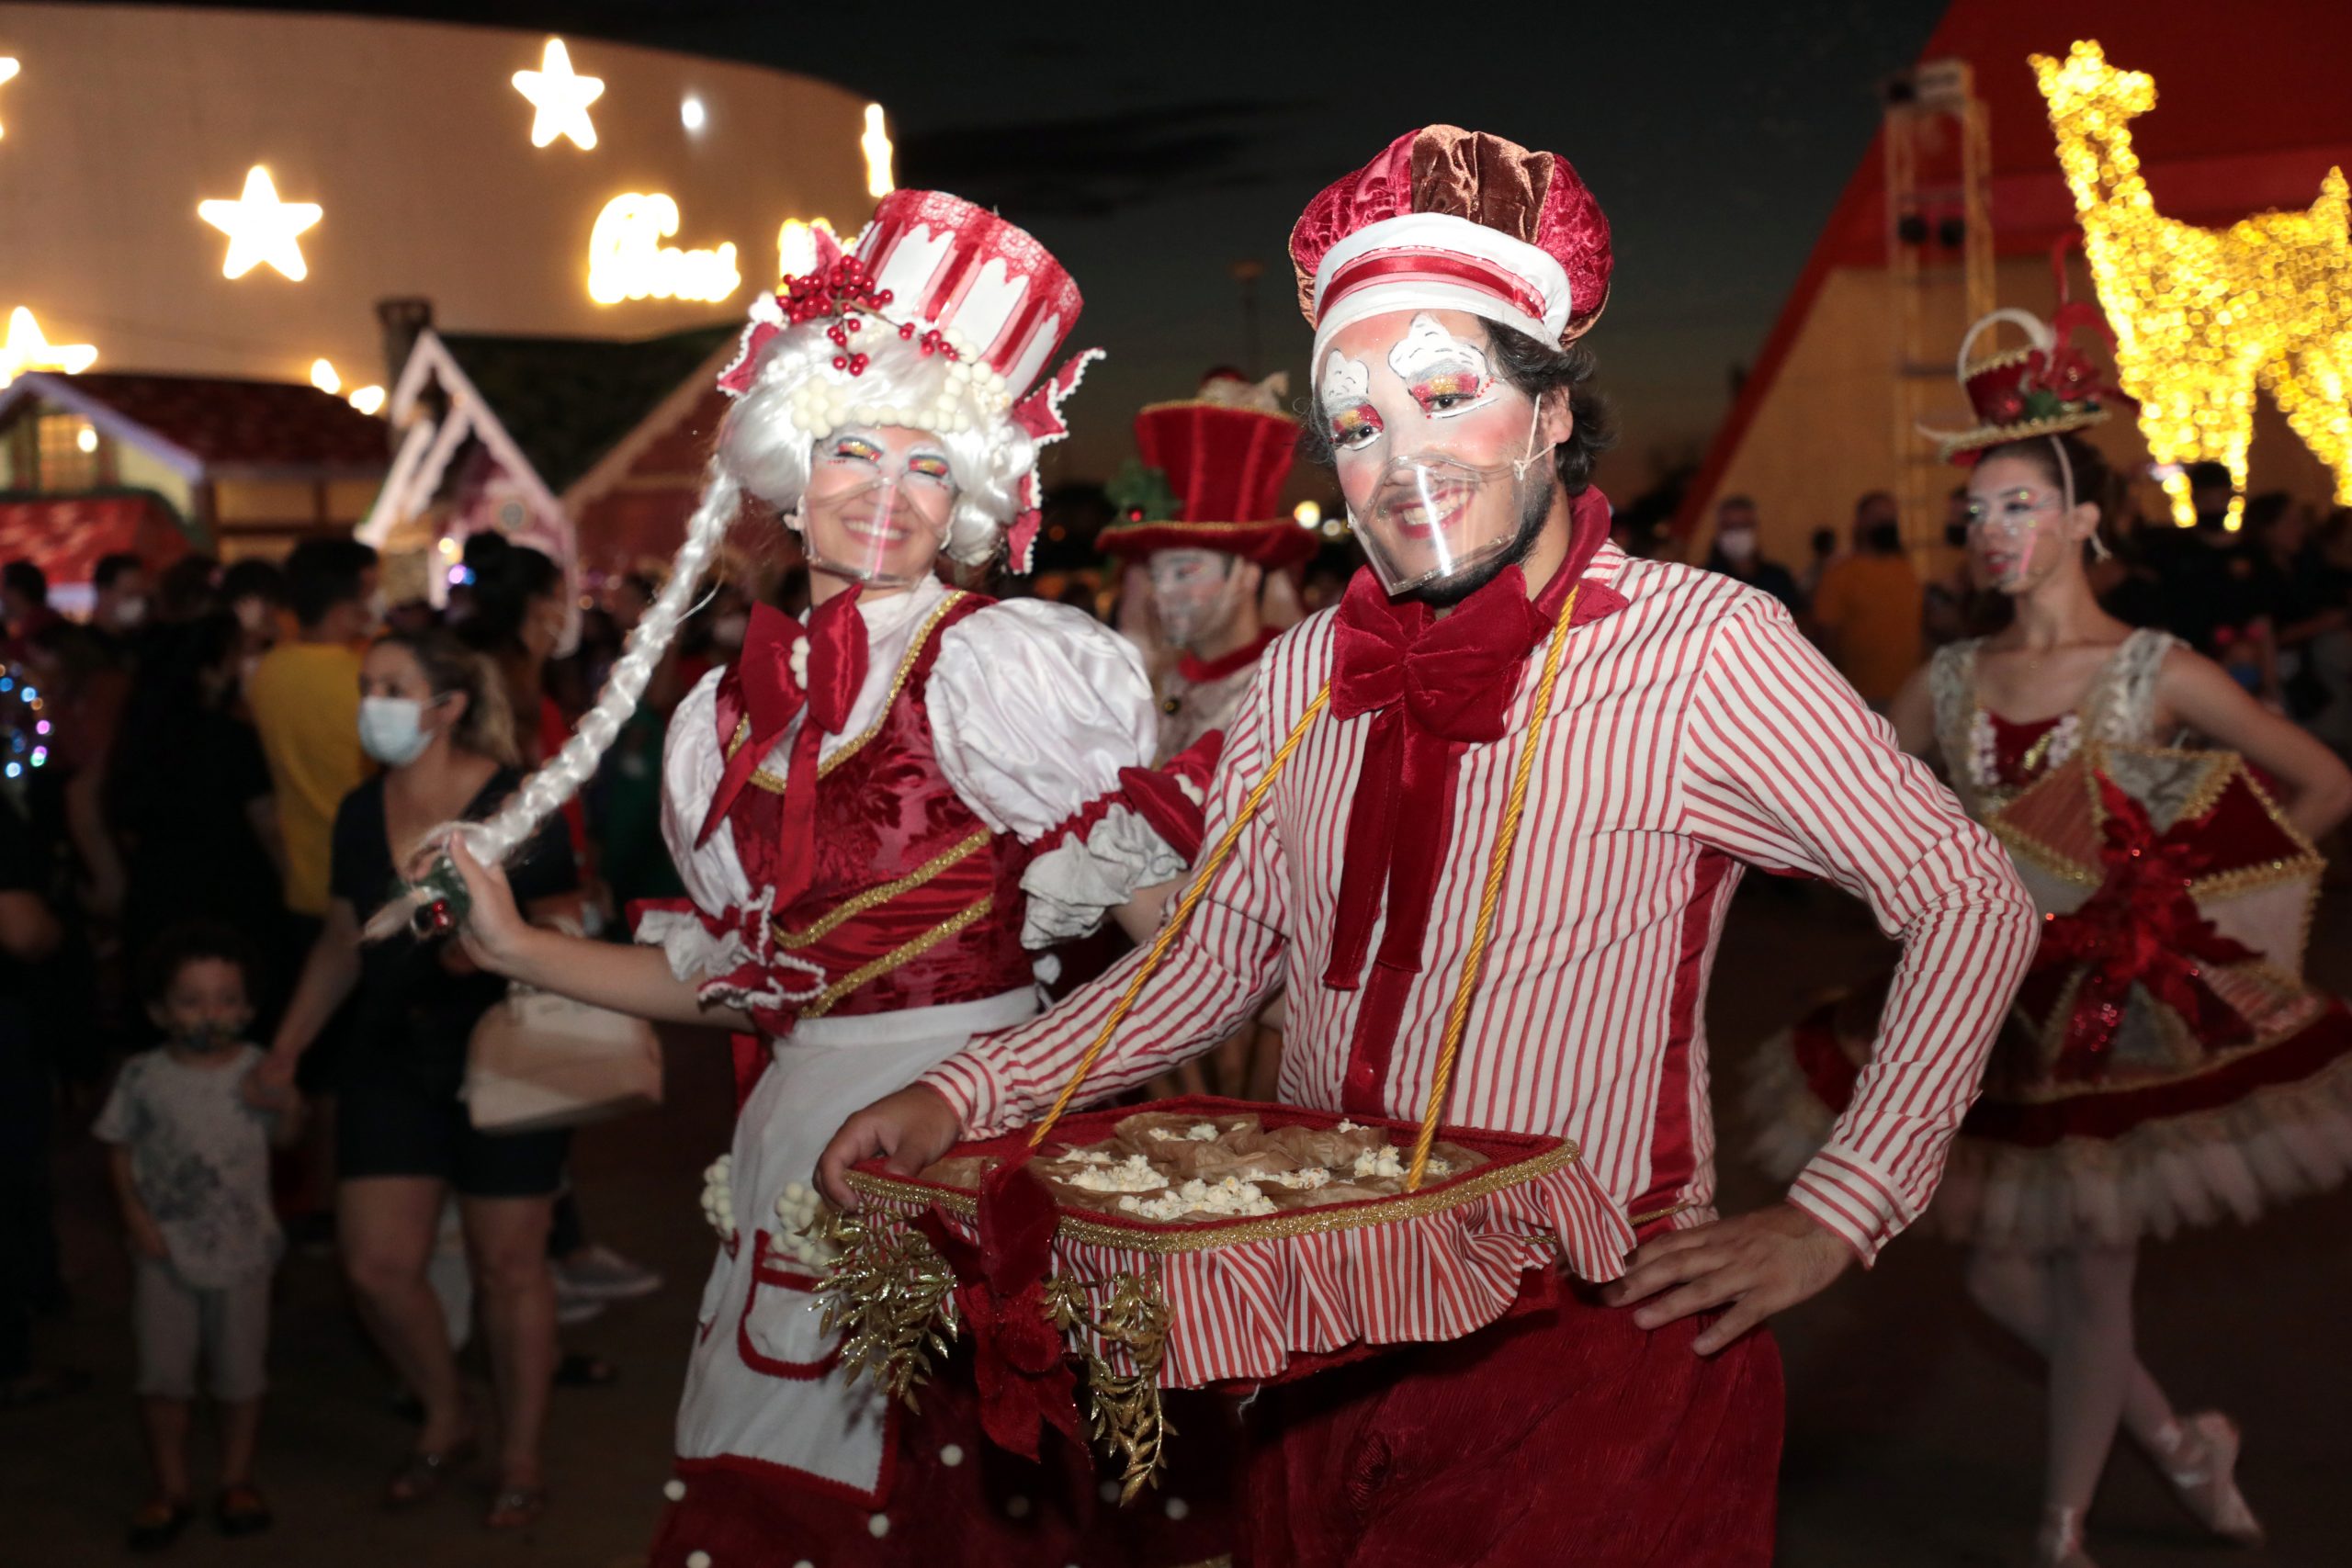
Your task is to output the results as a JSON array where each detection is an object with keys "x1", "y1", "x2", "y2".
[{"x1": 2033, "y1": 40, "x2": 2352, "y2": 527}]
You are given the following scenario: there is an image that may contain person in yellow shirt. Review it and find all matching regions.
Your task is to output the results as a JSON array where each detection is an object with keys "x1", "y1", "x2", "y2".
[
  {"x1": 1812, "y1": 491, "x2": 1924, "y2": 707},
  {"x1": 247, "y1": 541, "x2": 379, "y2": 923}
]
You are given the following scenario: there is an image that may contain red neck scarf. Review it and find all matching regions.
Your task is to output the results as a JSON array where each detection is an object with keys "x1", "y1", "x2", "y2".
[
  {"x1": 1323, "y1": 488, "x2": 1624, "y2": 1114},
  {"x1": 697, "y1": 587, "x2": 869, "y2": 910},
  {"x1": 1178, "y1": 627, "x2": 1279, "y2": 686}
]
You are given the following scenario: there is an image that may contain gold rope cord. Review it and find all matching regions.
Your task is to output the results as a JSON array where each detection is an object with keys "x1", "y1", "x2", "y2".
[
  {"x1": 1026, "y1": 583, "x2": 1580, "y2": 1185},
  {"x1": 1028, "y1": 684, "x2": 1333, "y2": 1146},
  {"x1": 1406, "y1": 587, "x2": 1578, "y2": 1190}
]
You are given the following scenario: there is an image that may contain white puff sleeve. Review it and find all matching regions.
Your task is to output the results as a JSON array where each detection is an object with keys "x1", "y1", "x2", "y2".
[
  {"x1": 929, "y1": 600, "x2": 1189, "y2": 949},
  {"x1": 631, "y1": 668, "x2": 811, "y2": 1014}
]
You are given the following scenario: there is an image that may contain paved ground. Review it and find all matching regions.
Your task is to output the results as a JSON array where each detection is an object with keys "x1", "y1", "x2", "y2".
[{"x1": 9, "y1": 881, "x2": 2349, "y2": 1565}]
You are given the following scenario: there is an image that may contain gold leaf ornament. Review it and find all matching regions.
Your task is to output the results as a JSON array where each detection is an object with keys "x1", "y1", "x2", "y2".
[
  {"x1": 1046, "y1": 1271, "x2": 1175, "y2": 1502},
  {"x1": 812, "y1": 1207, "x2": 958, "y2": 1407}
]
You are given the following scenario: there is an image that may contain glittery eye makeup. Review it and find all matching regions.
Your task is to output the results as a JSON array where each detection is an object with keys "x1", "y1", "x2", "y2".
[
  {"x1": 1386, "y1": 312, "x2": 1498, "y2": 420},
  {"x1": 826, "y1": 434, "x2": 882, "y2": 463},
  {"x1": 1318, "y1": 351, "x2": 1384, "y2": 450}
]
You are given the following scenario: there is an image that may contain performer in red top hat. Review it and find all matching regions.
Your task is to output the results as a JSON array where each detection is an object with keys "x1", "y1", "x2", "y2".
[
  {"x1": 1102, "y1": 371, "x2": 1318, "y2": 761},
  {"x1": 434, "y1": 190, "x2": 1226, "y2": 1566},
  {"x1": 822, "y1": 127, "x2": 2043, "y2": 1566}
]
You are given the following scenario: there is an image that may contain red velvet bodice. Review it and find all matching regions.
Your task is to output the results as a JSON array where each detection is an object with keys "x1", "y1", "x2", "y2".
[{"x1": 724, "y1": 593, "x2": 1035, "y2": 1020}]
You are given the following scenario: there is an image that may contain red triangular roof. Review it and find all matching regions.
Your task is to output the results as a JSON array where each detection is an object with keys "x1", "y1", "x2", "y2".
[
  {"x1": 6, "y1": 372, "x2": 391, "y2": 475},
  {"x1": 1677, "y1": 0, "x2": 2352, "y2": 535}
]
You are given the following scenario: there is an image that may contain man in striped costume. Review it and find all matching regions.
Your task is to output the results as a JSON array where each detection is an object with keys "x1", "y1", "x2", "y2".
[{"x1": 822, "y1": 126, "x2": 2041, "y2": 1566}]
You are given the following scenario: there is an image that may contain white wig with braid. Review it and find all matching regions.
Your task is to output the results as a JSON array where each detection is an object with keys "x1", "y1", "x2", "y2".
[{"x1": 393, "y1": 308, "x2": 1055, "y2": 920}]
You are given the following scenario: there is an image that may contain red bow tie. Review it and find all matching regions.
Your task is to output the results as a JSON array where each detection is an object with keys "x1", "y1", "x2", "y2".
[
  {"x1": 698, "y1": 588, "x2": 868, "y2": 908},
  {"x1": 1322, "y1": 487, "x2": 1624, "y2": 1114}
]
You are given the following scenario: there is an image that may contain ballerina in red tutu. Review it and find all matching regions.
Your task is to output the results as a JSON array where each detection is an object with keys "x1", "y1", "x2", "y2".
[{"x1": 1749, "y1": 295, "x2": 2352, "y2": 1567}]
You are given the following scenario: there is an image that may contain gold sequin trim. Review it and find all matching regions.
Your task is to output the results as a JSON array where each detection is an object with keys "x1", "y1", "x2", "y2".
[
  {"x1": 724, "y1": 592, "x2": 970, "y2": 795},
  {"x1": 846, "y1": 1136, "x2": 1584, "y2": 1256},
  {"x1": 773, "y1": 829, "x2": 991, "y2": 951},
  {"x1": 798, "y1": 895, "x2": 994, "y2": 1019}
]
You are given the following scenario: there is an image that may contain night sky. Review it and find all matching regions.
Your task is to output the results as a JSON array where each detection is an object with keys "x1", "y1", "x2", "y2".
[{"x1": 197, "y1": 0, "x2": 1951, "y2": 487}]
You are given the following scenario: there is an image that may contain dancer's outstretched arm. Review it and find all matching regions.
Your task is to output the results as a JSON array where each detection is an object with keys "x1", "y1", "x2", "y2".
[{"x1": 450, "y1": 839, "x2": 756, "y2": 1031}]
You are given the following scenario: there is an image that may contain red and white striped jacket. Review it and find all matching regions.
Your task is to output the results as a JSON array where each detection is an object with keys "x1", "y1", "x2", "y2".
[{"x1": 925, "y1": 544, "x2": 2040, "y2": 1265}]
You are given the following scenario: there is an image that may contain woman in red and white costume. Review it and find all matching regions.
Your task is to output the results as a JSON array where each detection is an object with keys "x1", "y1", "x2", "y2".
[{"x1": 441, "y1": 192, "x2": 1224, "y2": 1566}]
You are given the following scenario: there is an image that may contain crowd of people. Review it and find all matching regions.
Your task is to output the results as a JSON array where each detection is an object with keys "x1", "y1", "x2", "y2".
[{"x1": 0, "y1": 536, "x2": 685, "y2": 1545}]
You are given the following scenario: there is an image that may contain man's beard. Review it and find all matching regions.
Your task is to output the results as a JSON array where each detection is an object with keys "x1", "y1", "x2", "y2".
[{"x1": 1406, "y1": 476, "x2": 1557, "y2": 609}]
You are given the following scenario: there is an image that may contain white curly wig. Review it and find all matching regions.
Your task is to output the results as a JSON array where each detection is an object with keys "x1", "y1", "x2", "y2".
[{"x1": 721, "y1": 320, "x2": 1040, "y2": 568}]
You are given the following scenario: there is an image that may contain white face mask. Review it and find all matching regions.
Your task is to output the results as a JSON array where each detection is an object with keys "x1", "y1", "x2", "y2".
[
  {"x1": 358, "y1": 695, "x2": 435, "y2": 767},
  {"x1": 1716, "y1": 528, "x2": 1758, "y2": 564},
  {"x1": 113, "y1": 594, "x2": 148, "y2": 628}
]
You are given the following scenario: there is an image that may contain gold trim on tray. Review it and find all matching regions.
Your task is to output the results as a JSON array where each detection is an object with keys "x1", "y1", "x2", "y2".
[{"x1": 843, "y1": 1134, "x2": 1583, "y2": 1256}]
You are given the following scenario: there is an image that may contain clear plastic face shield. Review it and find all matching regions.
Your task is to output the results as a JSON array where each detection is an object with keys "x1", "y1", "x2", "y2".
[
  {"x1": 1146, "y1": 547, "x2": 1242, "y2": 648},
  {"x1": 800, "y1": 426, "x2": 959, "y2": 590},
  {"x1": 1963, "y1": 442, "x2": 2100, "y2": 594},
  {"x1": 1319, "y1": 310, "x2": 1555, "y2": 597}
]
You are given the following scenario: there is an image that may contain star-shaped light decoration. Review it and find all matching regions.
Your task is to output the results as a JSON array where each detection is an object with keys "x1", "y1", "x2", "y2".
[
  {"x1": 0, "y1": 58, "x2": 20, "y2": 140},
  {"x1": 0, "y1": 307, "x2": 98, "y2": 389},
  {"x1": 198, "y1": 166, "x2": 322, "y2": 281},
  {"x1": 513, "y1": 38, "x2": 604, "y2": 151}
]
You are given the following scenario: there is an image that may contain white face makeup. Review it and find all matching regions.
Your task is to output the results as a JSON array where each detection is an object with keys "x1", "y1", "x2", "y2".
[
  {"x1": 801, "y1": 424, "x2": 958, "y2": 590},
  {"x1": 1317, "y1": 309, "x2": 1553, "y2": 597},
  {"x1": 1963, "y1": 453, "x2": 2071, "y2": 593},
  {"x1": 1147, "y1": 547, "x2": 1238, "y2": 648}
]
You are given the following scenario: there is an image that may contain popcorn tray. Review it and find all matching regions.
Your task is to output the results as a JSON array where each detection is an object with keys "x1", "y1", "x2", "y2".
[{"x1": 816, "y1": 601, "x2": 1636, "y2": 1497}]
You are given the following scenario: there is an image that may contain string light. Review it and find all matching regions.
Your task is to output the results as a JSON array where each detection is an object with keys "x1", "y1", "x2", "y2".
[
  {"x1": 1293, "y1": 500, "x2": 1321, "y2": 529},
  {"x1": 198, "y1": 166, "x2": 322, "y2": 282},
  {"x1": 775, "y1": 217, "x2": 838, "y2": 280},
  {"x1": 348, "y1": 385, "x2": 386, "y2": 416},
  {"x1": 680, "y1": 95, "x2": 706, "y2": 132},
  {"x1": 0, "y1": 307, "x2": 97, "y2": 387},
  {"x1": 2037, "y1": 40, "x2": 2352, "y2": 528},
  {"x1": 310, "y1": 357, "x2": 341, "y2": 394},
  {"x1": 862, "y1": 104, "x2": 894, "y2": 198},
  {"x1": 0, "y1": 57, "x2": 19, "y2": 140},
  {"x1": 74, "y1": 424, "x2": 96, "y2": 454},
  {"x1": 587, "y1": 193, "x2": 740, "y2": 305},
  {"x1": 512, "y1": 38, "x2": 604, "y2": 151}
]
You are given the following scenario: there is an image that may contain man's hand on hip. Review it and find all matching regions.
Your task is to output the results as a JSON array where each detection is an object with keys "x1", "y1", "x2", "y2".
[
  {"x1": 1600, "y1": 1202, "x2": 1857, "y2": 1355},
  {"x1": 815, "y1": 1084, "x2": 965, "y2": 1208}
]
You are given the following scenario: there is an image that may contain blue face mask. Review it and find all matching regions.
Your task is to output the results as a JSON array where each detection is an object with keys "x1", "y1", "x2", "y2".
[{"x1": 358, "y1": 695, "x2": 433, "y2": 766}]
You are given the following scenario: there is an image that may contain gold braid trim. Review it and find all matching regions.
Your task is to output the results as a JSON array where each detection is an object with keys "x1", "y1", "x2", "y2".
[
  {"x1": 724, "y1": 590, "x2": 971, "y2": 795},
  {"x1": 799, "y1": 896, "x2": 994, "y2": 1019},
  {"x1": 846, "y1": 1135, "x2": 1582, "y2": 1255},
  {"x1": 773, "y1": 829, "x2": 991, "y2": 950}
]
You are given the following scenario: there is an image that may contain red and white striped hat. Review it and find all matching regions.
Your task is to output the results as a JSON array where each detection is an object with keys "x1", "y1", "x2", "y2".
[
  {"x1": 1289, "y1": 126, "x2": 1611, "y2": 365},
  {"x1": 855, "y1": 189, "x2": 1085, "y2": 391}
]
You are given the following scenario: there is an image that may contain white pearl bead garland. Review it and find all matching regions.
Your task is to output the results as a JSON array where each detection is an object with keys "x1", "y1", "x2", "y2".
[
  {"x1": 699, "y1": 1154, "x2": 735, "y2": 1243},
  {"x1": 771, "y1": 1181, "x2": 836, "y2": 1269}
]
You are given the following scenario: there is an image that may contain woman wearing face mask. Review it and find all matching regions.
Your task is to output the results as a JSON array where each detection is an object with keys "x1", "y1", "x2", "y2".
[
  {"x1": 414, "y1": 193, "x2": 1222, "y2": 1567},
  {"x1": 1749, "y1": 305, "x2": 2352, "y2": 1566},
  {"x1": 253, "y1": 629, "x2": 577, "y2": 1529}
]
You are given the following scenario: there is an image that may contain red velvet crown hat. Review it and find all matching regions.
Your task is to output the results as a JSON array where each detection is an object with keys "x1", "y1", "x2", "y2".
[
  {"x1": 1288, "y1": 125, "x2": 1612, "y2": 356},
  {"x1": 1098, "y1": 371, "x2": 1316, "y2": 568}
]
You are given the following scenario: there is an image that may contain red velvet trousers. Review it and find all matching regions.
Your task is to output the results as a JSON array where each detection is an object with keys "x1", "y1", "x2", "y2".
[{"x1": 1235, "y1": 1286, "x2": 1784, "y2": 1568}]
